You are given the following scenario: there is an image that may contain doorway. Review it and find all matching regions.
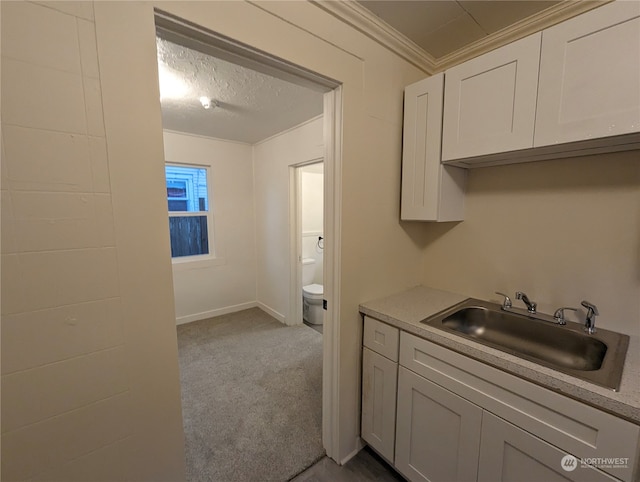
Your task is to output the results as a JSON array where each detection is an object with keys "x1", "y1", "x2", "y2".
[
  {"x1": 154, "y1": 10, "x2": 343, "y2": 463},
  {"x1": 291, "y1": 160, "x2": 324, "y2": 333}
]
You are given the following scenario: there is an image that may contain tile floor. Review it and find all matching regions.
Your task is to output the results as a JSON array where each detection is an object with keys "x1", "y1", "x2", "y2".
[{"x1": 290, "y1": 446, "x2": 405, "y2": 481}]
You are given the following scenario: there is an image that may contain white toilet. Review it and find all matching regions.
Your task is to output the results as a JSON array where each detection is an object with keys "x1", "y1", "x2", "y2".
[{"x1": 302, "y1": 258, "x2": 324, "y2": 325}]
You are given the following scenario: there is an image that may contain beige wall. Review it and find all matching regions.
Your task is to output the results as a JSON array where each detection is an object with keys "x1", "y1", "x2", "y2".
[
  {"x1": 5, "y1": 1, "x2": 636, "y2": 478},
  {"x1": 420, "y1": 152, "x2": 640, "y2": 337},
  {"x1": 1, "y1": 2, "x2": 185, "y2": 481},
  {"x1": 163, "y1": 131, "x2": 257, "y2": 324},
  {"x1": 253, "y1": 117, "x2": 324, "y2": 323},
  {"x1": 2, "y1": 0, "x2": 427, "y2": 472},
  {"x1": 143, "y1": 0, "x2": 428, "y2": 462}
]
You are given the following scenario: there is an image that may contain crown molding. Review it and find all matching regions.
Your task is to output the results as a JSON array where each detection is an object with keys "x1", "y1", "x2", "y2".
[
  {"x1": 310, "y1": 0, "x2": 438, "y2": 74},
  {"x1": 436, "y1": 0, "x2": 612, "y2": 72},
  {"x1": 310, "y1": 0, "x2": 611, "y2": 75}
]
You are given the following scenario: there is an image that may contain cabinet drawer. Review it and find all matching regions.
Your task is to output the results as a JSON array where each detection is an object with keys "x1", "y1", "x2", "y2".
[
  {"x1": 400, "y1": 332, "x2": 640, "y2": 482},
  {"x1": 363, "y1": 316, "x2": 399, "y2": 362}
]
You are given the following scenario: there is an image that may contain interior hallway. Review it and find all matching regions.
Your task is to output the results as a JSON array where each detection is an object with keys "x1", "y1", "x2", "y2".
[{"x1": 177, "y1": 308, "x2": 324, "y2": 481}]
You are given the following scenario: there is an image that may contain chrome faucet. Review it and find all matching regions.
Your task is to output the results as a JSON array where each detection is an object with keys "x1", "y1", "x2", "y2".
[
  {"x1": 495, "y1": 292, "x2": 512, "y2": 309},
  {"x1": 497, "y1": 290, "x2": 587, "y2": 327},
  {"x1": 581, "y1": 300, "x2": 599, "y2": 334},
  {"x1": 516, "y1": 291, "x2": 537, "y2": 314},
  {"x1": 552, "y1": 307, "x2": 577, "y2": 325}
]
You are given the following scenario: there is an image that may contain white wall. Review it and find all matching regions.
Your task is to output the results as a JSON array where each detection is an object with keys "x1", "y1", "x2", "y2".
[
  {"x1": 163, "y1": 128, "x2": 322, "y2": 325},
  {"x1": 1, "y1": 2, "x2": 185, "y2": 480},
  {"x1": 253, "y1": 117, "x2": 324, "y2": 322},
  {"x1": 301, "y1": 164, "x2": 324, "y2": 285},
  {"x1": 162, "y1": 131, "x2": 256, "y2": 324}
]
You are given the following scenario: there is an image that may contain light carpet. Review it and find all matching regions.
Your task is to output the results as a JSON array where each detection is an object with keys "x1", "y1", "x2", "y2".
[{"x1": 177, "y1": 308, "x2": 324, "y2": 482}]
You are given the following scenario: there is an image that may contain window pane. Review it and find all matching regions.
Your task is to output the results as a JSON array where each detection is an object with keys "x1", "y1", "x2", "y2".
[
  {"x1": 165, "y1": 165, "x2": 209, "y2": 212},
  {"x1": 168, "y1": 200, "x2": 188, "y2": 211},
  {"x1": 169, "y1": 216, "x2": 209, "y2": 257},
  {"x1": 166, "y1": 180, "x2": 187, "y2": 199}
]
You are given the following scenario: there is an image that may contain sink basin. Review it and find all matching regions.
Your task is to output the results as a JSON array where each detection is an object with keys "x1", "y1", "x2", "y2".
[
  {"x1": 422, "y1": 299, "x2": 629, "y2": 391},
  {"x1": 442, "y1": 306, "x2": 607, "y2": 371}
]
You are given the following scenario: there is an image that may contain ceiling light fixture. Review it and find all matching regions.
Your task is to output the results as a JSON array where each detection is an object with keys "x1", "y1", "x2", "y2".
[
  {"x1": 158, "y1": 64, "x2": 189, "y2": 101},
  {"x1": 199, "y1": 97, "x2": 218, "y2": 110}
]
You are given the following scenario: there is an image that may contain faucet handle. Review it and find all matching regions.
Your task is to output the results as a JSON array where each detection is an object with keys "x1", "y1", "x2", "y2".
[
  {"x1": 553, "y1": 307, "x2": 577, "y2": 325},
  {"x1": 581, "y1": 300, "x2": 599, "y2": 334},
  {"x1": 495, "y1": 292, "x2": 512, "y2": 309}
]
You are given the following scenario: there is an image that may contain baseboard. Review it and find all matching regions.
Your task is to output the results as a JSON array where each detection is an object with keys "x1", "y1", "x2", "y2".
[
  {"x1": 340, "y1": 438, "x2": 364, "y2": 465},
  {"x1": 256, "y1": 302, "x2": 286, "y2": 324},
  {"x1": 176, "y1": 301, "x2": 258, "y2": 325}
]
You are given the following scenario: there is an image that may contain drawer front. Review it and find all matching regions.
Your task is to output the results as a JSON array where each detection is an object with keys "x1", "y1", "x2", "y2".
[
  {"x1": 400, "y1": 332, "x2": 640, "y2": 482},
  {"x1": 363, "y1": 316, "x2": 399, "y2": 362}
]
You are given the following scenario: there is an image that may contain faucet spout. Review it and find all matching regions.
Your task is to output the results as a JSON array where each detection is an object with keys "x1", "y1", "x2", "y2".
[
  {"x1": 581, "y1": 300, "x2": 599, "y2": 334},
  {"x1": 516, "y1": 291, "x2": 537, "y2": 314}
]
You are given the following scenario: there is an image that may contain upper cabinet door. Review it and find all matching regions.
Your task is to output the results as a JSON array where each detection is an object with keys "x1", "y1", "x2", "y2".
[
  {"x1": 442, "y1": 33, "x2": 542, "y2": 161},
  {"x1": 534, "y1": 1, "x2": 640, "y2": 147},
  {"x1": 401, "y1": 73, "x2": 465, "y2": 221}
]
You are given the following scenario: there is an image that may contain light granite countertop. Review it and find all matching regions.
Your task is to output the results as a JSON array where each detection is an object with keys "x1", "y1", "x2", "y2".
[{"x1": 360, "y1": 285, "x2": 640, "y2": 425}]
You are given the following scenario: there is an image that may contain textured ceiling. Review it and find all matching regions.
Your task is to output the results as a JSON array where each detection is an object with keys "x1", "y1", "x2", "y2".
[
  {"x1": 156, "y1": 37, "x2": 324, "y2": 144},
  {"x1": 357, "y1": 1, "x2": 560, "y2": 58},
  {"x1": 157, "y1": 2, "x2": 564, "y2": 142}
]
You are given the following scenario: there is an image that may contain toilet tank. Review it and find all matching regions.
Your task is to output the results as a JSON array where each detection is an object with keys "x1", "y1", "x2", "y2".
[{"x1": 302, "y1": 258, "x2": 316, "y2": 286}]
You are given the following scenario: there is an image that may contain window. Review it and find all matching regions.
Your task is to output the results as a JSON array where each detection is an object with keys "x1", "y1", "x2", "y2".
[{"x1": 165, "y1": 164, "x2": 212, "y2": 258}]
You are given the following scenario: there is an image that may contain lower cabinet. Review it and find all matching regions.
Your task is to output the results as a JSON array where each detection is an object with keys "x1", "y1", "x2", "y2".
[
  {"x1": 361, "y1": 347, "x2": 397, "y2": 463},
  {"x1": 360, "y1": 318, "x2": 640, "y2": 482},
  {"x1": 395, "y1": 367, "x2": 482, "y2": 482},
  {"x1": 393, "y1": 366, "x2": 621, "y2": 482},
  {"x1": 478, "y1": 412, "x2": 618, "y2": 482}
]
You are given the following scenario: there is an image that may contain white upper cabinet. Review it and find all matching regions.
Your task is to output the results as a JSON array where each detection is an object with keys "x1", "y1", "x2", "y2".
[
  {"x1": 437, "y1": 0, "x2": 640, "y2": 167},
  {"x1": 401, "y1": 73, "x2": 466, "y2": 222},
  {"x1": 442, "y1": 33, "x2": 542, "y2": 161},
  {"x1": 535, "y1": 1, "x2": 640, "y2": 147}
]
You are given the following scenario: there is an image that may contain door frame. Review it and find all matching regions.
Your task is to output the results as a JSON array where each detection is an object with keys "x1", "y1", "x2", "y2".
[
  {"x1": 288, "y1": 158, "x2": 324, "y2": 329},
  {"x1": 322, "y1": 87, "x2": 342, "y2": 461},
  {"x1": 154, "y1": 10, "x2": 343, "y2": 461}
]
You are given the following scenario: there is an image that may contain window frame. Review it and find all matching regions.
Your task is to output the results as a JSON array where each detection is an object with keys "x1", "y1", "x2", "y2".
[
  {"x1": 165, "y1": 162, "x2": 218, "y2": 264},
  {"x1": 166, "y1": 177, "x2": 191, "y2": 211}
]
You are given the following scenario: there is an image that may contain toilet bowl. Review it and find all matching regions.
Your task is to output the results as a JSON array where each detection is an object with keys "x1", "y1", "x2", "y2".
[{"x1": 302, "y1": 283, "x2": 324, "y2": 325}]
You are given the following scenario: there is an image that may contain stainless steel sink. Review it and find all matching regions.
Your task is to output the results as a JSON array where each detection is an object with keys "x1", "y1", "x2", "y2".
[{"x1": 422, "y1": 299, "x2": 629, "y2": 391}]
